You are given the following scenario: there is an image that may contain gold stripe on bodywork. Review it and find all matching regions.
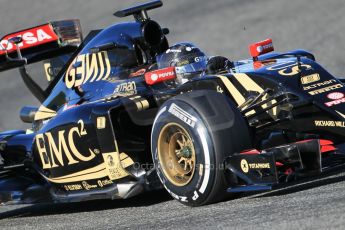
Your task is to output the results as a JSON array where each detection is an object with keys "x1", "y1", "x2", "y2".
[
  {"x1": 37, "y1": 105, "x2": 56, "y2": 113},
  {"x1": 42, "y1": 163, "x2": 107, "y2": 183},
  {"x1": 217, "y1": 75, "x2": 255, "y2": 116},
  {"x1": 217, "y1": 75, "x2": 246, "y2": 106},
  {"x1": 233, "y1": 73, "x2": 264, "y2": 93},
  {"x1": 42, "y1": 152, "x2": 134, "y2": 183},
  {"x1": 34, "y1": 105, "x2": 57, "y2": 121},
  {"x1": 42, "y1": 153, "x2": 133, "y2": 183},
  {"x1": 336, "y1": 111, "x2": 345, "y2": 119},
  {"x1": 234, "y1": 73, "x2": 277, "y2": 117},
  {"x1": 120, "y1": 152, "x2": 135, "y2": 168}
]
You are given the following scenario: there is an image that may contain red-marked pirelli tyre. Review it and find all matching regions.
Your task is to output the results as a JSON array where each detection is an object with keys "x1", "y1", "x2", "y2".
[{"x1": 151, "y1": 90, "x2": 252, "y2": 206}]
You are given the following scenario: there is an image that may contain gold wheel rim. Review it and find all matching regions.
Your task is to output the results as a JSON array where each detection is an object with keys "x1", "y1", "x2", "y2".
[{"x1": 157, "y1": 123, "x2": 196, "y2": 187}]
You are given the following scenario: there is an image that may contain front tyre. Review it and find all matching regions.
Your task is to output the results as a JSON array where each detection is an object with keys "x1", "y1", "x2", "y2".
[{"x1": 151, "y1": 90, "x2": 251, "y2": 206}]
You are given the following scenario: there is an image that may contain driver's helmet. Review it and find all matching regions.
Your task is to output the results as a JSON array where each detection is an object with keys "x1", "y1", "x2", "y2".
[{"x1": 156, "y1": 43, "x2": 208, "y2": 85}]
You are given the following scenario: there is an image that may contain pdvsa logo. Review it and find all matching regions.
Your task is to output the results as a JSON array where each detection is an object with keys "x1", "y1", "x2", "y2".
[
  {"x1": 0, "y1": 24, "x2": 58, "y2": 55},
  {"x1": 325, "y1": 92, "x2": 345, "y2": 107}
]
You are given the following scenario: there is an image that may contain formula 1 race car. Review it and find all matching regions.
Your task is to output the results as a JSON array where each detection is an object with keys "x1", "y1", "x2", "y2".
[{"x1": 0, "y1": 0, "x2": 344, "y2": 207}]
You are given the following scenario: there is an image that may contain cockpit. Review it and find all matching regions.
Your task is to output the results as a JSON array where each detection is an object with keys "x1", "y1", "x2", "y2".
[{"x1": 43, "y1": 16, "x2": 169, "y2": 112}]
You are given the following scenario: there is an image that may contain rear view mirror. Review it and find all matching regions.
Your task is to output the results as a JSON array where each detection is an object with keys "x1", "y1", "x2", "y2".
[
  {"x1": 249, "y1": 38, "x2": 274, "y2": 60},
  {"x1": 20, "y1": 106, "x2": 38, "y2": 123}
]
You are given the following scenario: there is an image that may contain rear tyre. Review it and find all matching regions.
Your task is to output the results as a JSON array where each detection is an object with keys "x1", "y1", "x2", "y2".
[{"x1": 151, "y1": 90, "x2": 252, "y2": 206}]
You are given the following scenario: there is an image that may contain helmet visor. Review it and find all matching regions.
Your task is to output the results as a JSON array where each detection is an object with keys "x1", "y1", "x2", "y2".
[{"x1": 174, "y1": 56, "x2": 208, "y2": 74}]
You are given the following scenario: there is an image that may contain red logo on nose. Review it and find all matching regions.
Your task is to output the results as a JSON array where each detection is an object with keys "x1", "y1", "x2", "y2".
[{"x1": 144, "y1": 67, "x2": 176, "y2": 85}]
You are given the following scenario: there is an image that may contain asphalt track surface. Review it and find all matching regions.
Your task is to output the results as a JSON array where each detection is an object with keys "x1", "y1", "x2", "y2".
[{"x1": 1, "y1": 0, "x2": 345, "y2": 229}]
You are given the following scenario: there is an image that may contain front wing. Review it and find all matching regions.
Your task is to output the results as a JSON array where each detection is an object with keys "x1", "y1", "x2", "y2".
[{"x1": 226, "y1": 139, "x2": 345, "y2": 192}]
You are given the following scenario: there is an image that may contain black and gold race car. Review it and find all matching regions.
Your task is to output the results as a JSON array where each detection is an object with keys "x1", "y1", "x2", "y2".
[{"x1": 0, "y1": 1, "x2": 344, "y2": 207}]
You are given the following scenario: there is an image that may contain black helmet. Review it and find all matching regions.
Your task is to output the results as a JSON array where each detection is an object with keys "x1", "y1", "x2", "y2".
[{"x1": 156, "y1": 42, "x2": 208, "y2": 85}]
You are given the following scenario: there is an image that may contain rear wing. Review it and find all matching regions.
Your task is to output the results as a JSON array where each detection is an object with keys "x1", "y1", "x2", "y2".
[{"x1": 0, "y1": 20, "x2": 82, "y2": 72}]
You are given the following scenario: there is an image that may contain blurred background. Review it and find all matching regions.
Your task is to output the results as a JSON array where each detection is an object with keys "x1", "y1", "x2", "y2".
[{"x1": 0, "y1": 0, "x2": 344, "y2": 130}]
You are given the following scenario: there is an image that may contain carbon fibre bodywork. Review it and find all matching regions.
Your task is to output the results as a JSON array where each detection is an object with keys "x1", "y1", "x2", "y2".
[{"x1": 0, "y1": 1, "x2": 345, "y2": 204}]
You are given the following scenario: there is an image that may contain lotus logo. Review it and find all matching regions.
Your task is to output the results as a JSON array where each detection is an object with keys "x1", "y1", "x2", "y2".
[
  {"x1": 240, "y1": 159, "x2": 249, "y2": 173},
  {"x1": 0, "y1": 24, "x2": 58, "y2": 55}
]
